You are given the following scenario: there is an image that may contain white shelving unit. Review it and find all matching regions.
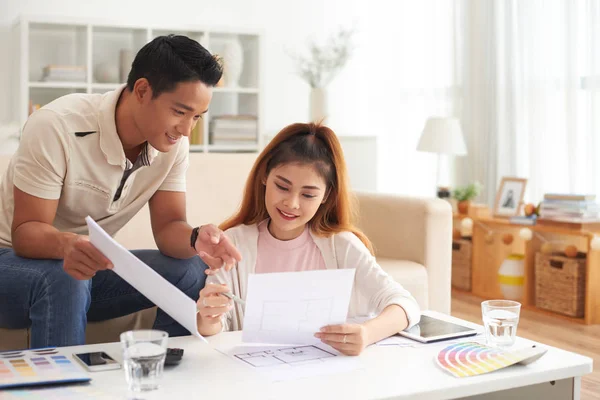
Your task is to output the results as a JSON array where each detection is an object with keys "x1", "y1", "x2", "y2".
[{"x1": 11, "y1": 15, "x2": 264, "y2": 153}]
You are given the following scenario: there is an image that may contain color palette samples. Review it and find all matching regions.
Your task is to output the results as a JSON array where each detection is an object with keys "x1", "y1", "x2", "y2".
[
  {"x1": 0, "y1": 348, "x2": 90, "y2": 389},
  {"x1": 436, "y1": 342, "x2": 543, "y2": 378},
  {"x1": 0, "y1": 386, "x2": 114, "y2": 399}
]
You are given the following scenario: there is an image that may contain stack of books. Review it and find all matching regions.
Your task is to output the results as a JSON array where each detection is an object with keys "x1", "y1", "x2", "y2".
[
  {"x1": 509, "y1": 215, "x2": 537, "y2": 225},
  {"x1": 41, "y1": 65, "x2": 86, "y2": 82},
  {"x1": 209, "y1": 115, "x2": 257, "y2": 145},
  {"x1": 189, "y1": 122, "x2": 204, "y2": 145},
  {"x1": 538, "y1": 193, "x2": 600, "y2": 223}
]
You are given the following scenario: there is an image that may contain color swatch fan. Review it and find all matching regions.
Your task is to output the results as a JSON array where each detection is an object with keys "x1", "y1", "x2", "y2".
[
  {"x1": 0, "y1": 348, "x2": 90, "y2": 389},
  {"x1": 436, "y1": 342, "x2": 547, "y2": 378}
]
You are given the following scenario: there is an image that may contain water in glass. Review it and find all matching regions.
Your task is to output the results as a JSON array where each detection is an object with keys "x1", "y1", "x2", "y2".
[
  {"x1": 123, "y1": 342, "x2": 166, "y2": 391},
  {"x1": 483, "y1": 308, "x2": 519, "y2": 348},
  {"x1": 120, "y1": 330, "x2": 168, "y2": 392}
]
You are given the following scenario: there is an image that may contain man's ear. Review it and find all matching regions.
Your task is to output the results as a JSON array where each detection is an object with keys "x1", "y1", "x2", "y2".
[{"x1": 133, "y1": 78, "x2": 152, "y2": 103}]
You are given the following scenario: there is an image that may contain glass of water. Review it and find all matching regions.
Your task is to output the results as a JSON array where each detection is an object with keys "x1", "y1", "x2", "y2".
[
  {"x1": 481, "y1": 300, "x2": 521, "y2": 348},
  {"x1": 120, "y1": 330, "x2": 168, "y2": 392}
]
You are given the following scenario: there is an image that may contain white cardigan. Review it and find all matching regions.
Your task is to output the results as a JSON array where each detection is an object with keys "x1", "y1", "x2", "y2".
[{"x1": 207, "y1": 222, "x2": 421, "y2": 332}]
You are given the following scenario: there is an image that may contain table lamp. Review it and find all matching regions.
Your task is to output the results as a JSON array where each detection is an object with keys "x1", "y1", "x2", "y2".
[{"x1": 416, "y1": 117, "x2": 467, "y2": 197}]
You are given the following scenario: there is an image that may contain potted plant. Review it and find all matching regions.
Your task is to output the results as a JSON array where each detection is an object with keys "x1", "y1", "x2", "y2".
[{"x1": 453, "y1": 182, "x2": 482, "y2": 215}]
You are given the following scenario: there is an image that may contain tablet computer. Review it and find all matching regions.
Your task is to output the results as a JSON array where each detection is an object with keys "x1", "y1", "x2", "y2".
[{"x1": 398, "y1": 314, "x2": 479, "y2": 343}]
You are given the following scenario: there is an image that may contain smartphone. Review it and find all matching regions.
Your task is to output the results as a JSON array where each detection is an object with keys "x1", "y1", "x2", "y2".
[{"x1": 73, "y1": 351, "x2": 121, "y2": 372}]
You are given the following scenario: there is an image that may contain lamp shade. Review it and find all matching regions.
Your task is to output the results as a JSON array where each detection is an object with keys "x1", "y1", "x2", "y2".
[{"x1": 416, "y1": 117, "x2": 467, "y2": 155}]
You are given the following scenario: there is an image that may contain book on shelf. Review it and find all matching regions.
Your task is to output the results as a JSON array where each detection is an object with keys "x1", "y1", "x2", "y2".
[
  {"x1": 210, "y1": 141, "x2": 257, "y2": 147},
  {"x1": 543, "y1": 193, "x2": 596, "y2": 201},
  {"x1": 538, "y1": 216, "x2": 600, "y2": 225},
  {"x1": 189, "y1": 121, "x2": 204, "y2": 145},
  {"x1": 540, "y1": 201, "x2": 600, "y2": 212},
  {"x1": 539, "y1": 210, "x2": 599, "y2": 219},
  {"x1": 209, "y1": 115, "x2": 258, "y2": 144},
  {"x1": 509, "y1": 215, "x2": 537, "y2": 225},
  {"x1": 539, "y1": 197, "x2": 600, "y2": 222},
  {"x1": 41, "y1": 65, "x2": 86, "y2": 82}
]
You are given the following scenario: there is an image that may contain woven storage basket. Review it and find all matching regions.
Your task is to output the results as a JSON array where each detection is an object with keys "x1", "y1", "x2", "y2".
[
  {"x1": 535, "y1": 252, "x2": 586, "y2": 318},
  {"x1": 452, "y1": 239, "x2": 472, "y2": 291}
]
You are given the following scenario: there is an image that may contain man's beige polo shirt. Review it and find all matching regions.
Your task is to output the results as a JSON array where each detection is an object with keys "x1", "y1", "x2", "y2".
[{"x1": 0, "y1": 85, "x2": 189, "y2": 248}]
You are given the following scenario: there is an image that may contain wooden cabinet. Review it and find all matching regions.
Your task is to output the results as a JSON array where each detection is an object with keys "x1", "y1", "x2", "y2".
[{"x1": 453, "y1": 215, "x2": 600, "y2": 325}]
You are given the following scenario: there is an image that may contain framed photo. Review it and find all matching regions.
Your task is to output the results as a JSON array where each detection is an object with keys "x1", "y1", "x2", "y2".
[{"x1": 494, "y1": 177, "x2": 527, "y2": 218}]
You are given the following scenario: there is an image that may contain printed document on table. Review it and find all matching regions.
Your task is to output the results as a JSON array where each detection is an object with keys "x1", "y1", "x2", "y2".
[
  {"x1": 215, "y1": 342, "x2": 362, "y2": 382},
  {"x1": 242, "y1": 269, "x2": 356, "y2": 345},
  {"x1": 86, "y1": 216, "x2": 206, "y2": 343}
]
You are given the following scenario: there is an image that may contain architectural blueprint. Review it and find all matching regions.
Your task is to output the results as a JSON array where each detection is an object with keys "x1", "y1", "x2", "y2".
[
  {"x1": 216, "y1": 343, "x2": 362, "y2": 382},
  {"x1": 242, "y1": 269, "x2": 356, "y2": 344}
]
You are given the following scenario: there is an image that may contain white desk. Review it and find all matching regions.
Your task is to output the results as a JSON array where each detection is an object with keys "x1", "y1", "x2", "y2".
[{"x1": 8, "y1": 312, "x2": 592, "y2": 400}]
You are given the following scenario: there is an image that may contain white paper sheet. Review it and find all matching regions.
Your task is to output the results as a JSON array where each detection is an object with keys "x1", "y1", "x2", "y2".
[
  {"x1": 85, "y1": 217, "x2": 206, "y2": 342},
  {"x1": 215, "y1": 342, "x2": 362, "y2": 382},
  {"x1": 242, "y1": 269, "x2": 356, "y2": 345}
]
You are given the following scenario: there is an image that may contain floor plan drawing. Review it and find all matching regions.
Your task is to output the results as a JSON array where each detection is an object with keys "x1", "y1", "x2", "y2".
[
  {"x1": 242, "y1": 269, "x2": 355, "y2": 344},
  {"x1": 260, "y1": 298, "x2": 334, "y2": 332},
  {"x1": 234, "y1": 345, "x2": 336, "y2": 368}
]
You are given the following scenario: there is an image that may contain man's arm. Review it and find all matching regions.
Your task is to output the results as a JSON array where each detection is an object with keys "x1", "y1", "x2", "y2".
[
  {"x1": 11, "y1": 187, "x2": 112, "y2": 280},
  {"x1": 149, "y1": 190, "x2": 242, "y2": 270},
  {"x1": 148, "y1": 190, "x2": 197, "y2": 259},
  {"x1": 11, "y1": 187, "x2": 72, "y2": 259}
]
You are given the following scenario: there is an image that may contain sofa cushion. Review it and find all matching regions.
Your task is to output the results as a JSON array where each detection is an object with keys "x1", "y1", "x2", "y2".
[
  {"x1": 86, "y1": 307, "x2": 157, "y2": 344},
  {"x1": 0, "y1": 327, "x2": 28, "y2": 351},
  {"x1": 0, "y1": 308, "x2": 158, "y2": 351},
  {"x1": 377, "y1": 258, "x2": 428, "y2": 310}
]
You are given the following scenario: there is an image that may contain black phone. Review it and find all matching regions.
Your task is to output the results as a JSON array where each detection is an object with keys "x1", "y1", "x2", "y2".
[{"x1": 73, "y1": 351, "x2": 121, "y2": 372}]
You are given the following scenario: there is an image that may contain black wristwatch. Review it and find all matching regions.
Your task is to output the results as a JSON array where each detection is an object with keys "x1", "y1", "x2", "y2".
[{"x1": 190, "y1": 226, "x2": 200, "y2": 250}]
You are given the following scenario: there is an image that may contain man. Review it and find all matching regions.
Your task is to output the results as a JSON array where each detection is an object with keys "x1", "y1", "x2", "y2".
[{"x1": 0, "y1": 35, "x2": 241, "y2": 348}]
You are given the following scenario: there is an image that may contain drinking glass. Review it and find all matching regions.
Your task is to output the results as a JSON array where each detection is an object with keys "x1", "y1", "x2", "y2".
[
  {"x1": 481, "y1": 300, "x2": 521, "y2": 348},
  {"x1": 120, "y1": 330, "x2": 168, "y2": 392}
]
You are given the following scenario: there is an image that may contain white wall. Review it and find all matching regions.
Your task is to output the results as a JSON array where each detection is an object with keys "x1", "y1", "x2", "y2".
[
  {"x1": 0, "y1": 0, "x2": 367, "y2": 135},
  {"x1": 0, "y1": 0, "x2": 438, "y2": 197}
]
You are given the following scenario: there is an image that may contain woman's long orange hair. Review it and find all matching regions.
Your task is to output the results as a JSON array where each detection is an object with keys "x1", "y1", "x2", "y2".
[{"x1": 220, "y1": 122, "x2": 373, "y2": 254}]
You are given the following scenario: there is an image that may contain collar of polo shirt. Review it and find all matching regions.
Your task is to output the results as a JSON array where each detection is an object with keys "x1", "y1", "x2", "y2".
[{"x1": 98, "y1": 84, "x2": 160, "y2": 169}]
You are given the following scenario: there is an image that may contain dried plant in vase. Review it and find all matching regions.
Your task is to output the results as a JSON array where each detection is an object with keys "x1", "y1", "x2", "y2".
[
  {"x1": 288, "y1": 27, "x2": 356, "y2": 121},
  {"x1": 453, "y1": 182, "x2": 483, "y2": 215}
]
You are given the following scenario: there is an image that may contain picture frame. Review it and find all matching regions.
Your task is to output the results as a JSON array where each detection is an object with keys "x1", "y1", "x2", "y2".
[{"x1": 494, "y1": 177, "x2": 528, "y2": 218}]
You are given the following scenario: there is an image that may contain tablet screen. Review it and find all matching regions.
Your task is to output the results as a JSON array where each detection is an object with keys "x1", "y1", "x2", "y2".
[{"x1": 407, "y1": 315, "x2": 475, "y2": 338}]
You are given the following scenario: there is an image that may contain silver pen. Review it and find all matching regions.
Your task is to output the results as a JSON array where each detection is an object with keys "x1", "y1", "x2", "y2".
[
  {"x1": 221, "y1": 291, "x2": 246, "y2": 306},
  {"x1": 196, "y1": 292, "x2": 246, "y2": 313}
]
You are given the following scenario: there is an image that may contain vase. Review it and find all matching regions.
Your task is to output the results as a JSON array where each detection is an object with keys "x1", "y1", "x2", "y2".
[
  {"x1": 221, "y1": 37, "x2": 244, "y2": 87},
  {"x1": 498, "y1": 254, "x2": 525, "y2": 301},
  {"x1": 94, "y1": 63, "x2": 119, "y2": 83},
  {"x1": 310, "y1": 87, "x2": 328, "y2": 122},
  {"x1": 457, "y1": 200, "x2": 471, "y2": 215}
]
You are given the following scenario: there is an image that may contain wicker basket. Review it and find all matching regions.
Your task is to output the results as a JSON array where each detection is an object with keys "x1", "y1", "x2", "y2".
[
  {"x1": 452, "y1": 239, "x2": 472, "y2": 291},
  {"x1": 535, "y1": 252, "x2": 586, "y2": 318}
]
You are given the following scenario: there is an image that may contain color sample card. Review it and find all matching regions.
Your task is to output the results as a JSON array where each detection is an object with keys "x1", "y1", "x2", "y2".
[
  {"x1": 436, "y1": 342, "x2": 544, "y2": 377},
  {"x1": 0, "y1": 385, "x2": 114, "y2": 399},
  {"x1": 0, "y1": 348, "x2": 90, "y2": 389}
]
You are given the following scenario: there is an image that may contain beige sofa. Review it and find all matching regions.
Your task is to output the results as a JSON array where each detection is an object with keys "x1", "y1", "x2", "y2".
[{"x1": 0, "y1": 153, "x2": 452, "y2": 350}]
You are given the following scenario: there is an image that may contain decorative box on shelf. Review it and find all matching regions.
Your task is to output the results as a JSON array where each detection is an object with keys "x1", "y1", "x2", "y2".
[
  {"x1": 535, "y1": 251, "x2": 586, "y2": 318},
  {"x1": 451, "y1": 238, "x2": 472, "y2": 291}
]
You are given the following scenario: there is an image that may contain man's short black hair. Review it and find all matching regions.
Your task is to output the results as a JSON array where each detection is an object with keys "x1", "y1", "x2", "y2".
[{"x1": 127, "y1": 35, "x2": 223, "y2": 98}]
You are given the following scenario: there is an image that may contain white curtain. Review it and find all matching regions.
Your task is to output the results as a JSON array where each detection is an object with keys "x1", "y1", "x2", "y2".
[
  {"x1": 365, "y1": 0, "x2": 600, "y2": 204},
  {"x1": 458, "y1": 0, "x2": 600, "y2": 204},
  {"x1": 362, "y1": 0, "x2": 463, "y2": 196}
]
